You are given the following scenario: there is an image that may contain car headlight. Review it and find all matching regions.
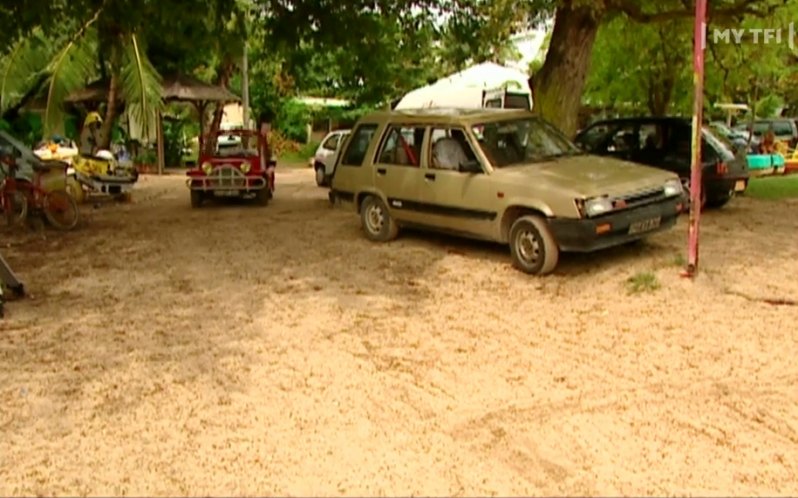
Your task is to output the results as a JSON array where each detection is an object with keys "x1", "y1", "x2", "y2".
[
  {"x1": 201, "y1": 162, "x2": 213, "y2": 175},
  {"x1": 240, "y1": 162, "x2": 251, "y2": 174},
  {"x1": 583, "y1": 196, "x2": 613, "y2": 217},
  {"x1": 663, "y1": 178, "x2": 683, "y2": 197}
]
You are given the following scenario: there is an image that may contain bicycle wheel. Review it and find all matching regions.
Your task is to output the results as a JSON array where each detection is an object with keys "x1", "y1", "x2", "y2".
[
  {"x1": 2, "y1": 191, "x2": 28, "y2": 227},
  {"x1": 43, "y1": 189, "x2": 79, "y2": 230}
]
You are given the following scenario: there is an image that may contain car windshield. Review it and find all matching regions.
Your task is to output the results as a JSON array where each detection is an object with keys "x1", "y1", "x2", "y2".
[
  {"x1": 753, "y1": 120, "x2": 794, "y2": 135},
  {"x1": 472, "y1": 117, "x2": 582, "y2": 168},
  {"x1": 710, "y1": 122, "x2": 734, "y2": 136},
  {"x1": 702, "y1": 125, "x2": 737, "y2": 160}
]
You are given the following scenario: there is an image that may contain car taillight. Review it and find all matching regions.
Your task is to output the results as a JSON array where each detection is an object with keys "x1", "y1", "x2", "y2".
[{"x1": 716, "y1": 161, "x2": 728, "y2": 175}]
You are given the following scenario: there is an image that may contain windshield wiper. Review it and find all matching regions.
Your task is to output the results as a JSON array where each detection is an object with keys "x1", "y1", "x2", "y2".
[{"x1": 541, "y1": 150, "x2": 583, "y2": 160}]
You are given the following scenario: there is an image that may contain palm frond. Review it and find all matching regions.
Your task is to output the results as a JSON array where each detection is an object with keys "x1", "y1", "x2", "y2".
[
  {"x1": 42, "y1": 10, "x2": 102, "y2": 136},
  {"x1": 0, "y1": 28, "x2": 52, "y2": 113},
  {"x1": 120, "y1": 34, "x2": 163, "y2": 142}
]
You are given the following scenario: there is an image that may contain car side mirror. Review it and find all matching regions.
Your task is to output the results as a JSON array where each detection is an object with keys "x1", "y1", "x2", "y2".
[{"x1": 459, "y1": 159, "x2": 483, "y2": 174}]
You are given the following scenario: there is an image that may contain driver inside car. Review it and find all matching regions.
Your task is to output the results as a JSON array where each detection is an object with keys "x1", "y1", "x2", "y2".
[{"x1": 432, "y1": 130, "x2": 469, "y2": 170}]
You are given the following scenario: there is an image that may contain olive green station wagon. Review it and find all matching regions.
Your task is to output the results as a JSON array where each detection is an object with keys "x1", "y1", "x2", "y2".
[{"x1": 329, "y1": 108, "x2": 686, "y2": 275}]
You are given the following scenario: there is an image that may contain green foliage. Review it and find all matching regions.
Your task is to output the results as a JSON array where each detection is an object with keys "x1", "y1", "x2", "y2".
[
  {"x1": 585, "y1": 16, "x2": 692, "y2": 115},
  {"x1": 745, "y1": 176, "x2": 798, "y2": 200},
  {"x1": 279, "y1": 140, "x2": 319, "y2": 163},
  {"x1": 626, "y1": 271, "x2": 661, "y2": 294},
  {"x1": 274, "y1": 100, "x2": 311, "y2": 142}
]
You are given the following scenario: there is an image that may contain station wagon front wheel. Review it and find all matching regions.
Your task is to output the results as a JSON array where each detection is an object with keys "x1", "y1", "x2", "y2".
[
  {"x1": 509, "y1": 215, "x2": 559, "y2": 275},
  {"x1": 360, "y1": 195, "x2": 398, "y2": 242}
]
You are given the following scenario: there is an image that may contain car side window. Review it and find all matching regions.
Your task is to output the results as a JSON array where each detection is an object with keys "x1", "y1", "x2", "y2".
[
  {"x1": 575, "y1": 124, "x2": 611, "y2": 151},
  {"x1": 429, "y1": 127, "x2": 479, "y2": 171},
  {"x1": 322, "y1": 134, "x2": 340, "y2": 151},
  {"x1": 340, "y1": 124, "x2": 378, "y2": 167},
  {"x1": 606, "y1": 124, "x2": 640, "y2": 153},
  {"x1": 376, "y1": 125, "x2": 425, "y2": 167}
]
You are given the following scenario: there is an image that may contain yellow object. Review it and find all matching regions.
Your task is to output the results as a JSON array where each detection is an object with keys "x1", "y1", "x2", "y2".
[
  {"x1": 201, "y1": 162, "x2": 213, "y2": 175},
  {"x1": 73, "y1": 155, "x2": 112, "y2": 177},
  {"x1": 84, "y1": 111, "x2": 103, "y2": 127},
  {"x1": 66, "y1": 177, "x2": 85, "y2": 204},
  {"x1": 240, "y1": 162, "x2": 251, "y2": 174}
]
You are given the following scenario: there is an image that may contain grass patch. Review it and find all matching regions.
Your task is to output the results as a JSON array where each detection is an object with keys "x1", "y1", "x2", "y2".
[
  {"x1": 626, "y1": 271, "x2": 661, "y2": 294},
  {"x1": 279, "y1": 141, "x2": 320, "y2": 164},
  {"x1": 745, "y1": 175, "x2": 798, "y2": 200},
  {"x1": 671, "y1": 252, "x2": 686, "y2": 268}
]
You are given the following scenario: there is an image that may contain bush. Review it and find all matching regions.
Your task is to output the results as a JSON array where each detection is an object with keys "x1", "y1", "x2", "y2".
[{"x1": 274, "y1": 100, "x2": 311, "y2": 142}]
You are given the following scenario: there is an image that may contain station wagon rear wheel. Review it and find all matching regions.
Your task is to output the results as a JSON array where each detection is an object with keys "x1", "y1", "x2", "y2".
[
  {"x1": 509, "y1": 215, "x2": 559, "y2": 275},
  {"x1": 360, "y1": 195, "x2": 398, "y2": 242}
]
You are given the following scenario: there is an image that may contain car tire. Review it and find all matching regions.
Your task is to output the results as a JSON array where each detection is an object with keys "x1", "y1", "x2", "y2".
[
  {"x1": 706, "y1": 191, "x2": 732, "y2": 209},
  {"x1": 190, "y1": 191, "x2": 204, "y2": 208},
  {"x1": 315, "y1": 164, "x2": 327, "y2": 187},
  {"x1": 509, "y1": 215, "x2": 559, "y2": 275},
  {"x1": 360, "y1": 195, "x2": 398, "y2": 242}
]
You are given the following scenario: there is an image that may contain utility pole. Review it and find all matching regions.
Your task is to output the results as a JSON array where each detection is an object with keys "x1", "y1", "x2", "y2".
[
  {"x1": 242, "y1": 41, "x2": 250, "y2": 130},
  {"x1": 685, "y1": 0, "x2": 708, "y2": 277}
]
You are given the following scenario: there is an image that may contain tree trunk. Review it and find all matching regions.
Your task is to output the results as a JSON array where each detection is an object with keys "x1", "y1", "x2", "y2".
[
  {"x1": 647, "y1": 73, "x2": 675, "y2": 116},
  {"x1": 203, "y1": 60, "x2": 235, "y2": 156},
  {"x1": 97, "y1": 72, "x2": 119, "y2": 149},
  {"x1": 530, "y1": 4, "x2": 602, "y2": 136}
]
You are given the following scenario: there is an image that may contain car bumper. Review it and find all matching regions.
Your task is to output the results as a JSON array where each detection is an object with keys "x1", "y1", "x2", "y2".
[
  {"x1": 186, "y1": 173, "x2": 267, "y2": 191},
  {"x1": 706, "y1": 176, "x2": 749, "y2": 197},
  {"x1": 548, "y1": 197, "x2": 683, "y2": 252}
]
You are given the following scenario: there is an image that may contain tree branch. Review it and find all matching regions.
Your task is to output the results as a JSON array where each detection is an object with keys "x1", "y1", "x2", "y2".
[{"x1": 612, "y1": 0, "x2": 788, "y2": 23}]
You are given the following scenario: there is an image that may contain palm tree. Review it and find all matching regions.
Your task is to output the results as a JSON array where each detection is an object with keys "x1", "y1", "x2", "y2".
[{"x1": 0, "y1": 7, "x2": 163, "y2": 148}]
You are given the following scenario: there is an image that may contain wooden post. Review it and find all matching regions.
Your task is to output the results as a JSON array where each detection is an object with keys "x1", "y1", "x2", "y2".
[
  {"x1": 157, "y1": 111, "x2": 165, "y2": 175},
  {"x1": 685, "y1": 0, "x2": 707, "y2": 277}
]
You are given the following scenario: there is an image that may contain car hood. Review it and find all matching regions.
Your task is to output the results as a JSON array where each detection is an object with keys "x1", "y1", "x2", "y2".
[{"x1": 491, "y1": 154, "x2": 676, "y2": 198}]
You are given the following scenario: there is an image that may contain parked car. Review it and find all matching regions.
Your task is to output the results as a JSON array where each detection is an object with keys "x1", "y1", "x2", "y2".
[
  {"x1": 709, "y1": 121, "x2": 758, "y2": 153},
  {"x1": 186, "y1": 129, "x2": 274, "y2": 207},
  {"x1": 574, "y1": 117, "x2": 749, "y2": 208},
  {"x1": 328, "y1": 108, "x2": 685, "y2": 275},
  {"x1": 734, "y1": 118, "x2": 798, "y2": 149},
  {"x1": 311, "y1": 129, "x2": 350, "y2": 186}
]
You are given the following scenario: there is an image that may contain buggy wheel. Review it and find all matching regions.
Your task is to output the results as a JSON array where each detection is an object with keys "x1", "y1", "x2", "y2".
[
  {"x1": 190, "y1": 190, "x2": 204, "y2": 208},
  {"x1": 2, "y1": 191, "x2": 28, "y2": 227},
  {"x1": 255, "y1": 187, "x2": 270, "y2": 206},
  {"x1": 43, "y1": 189, "x2": 79, "y2": 230},
  {"x1": 66, "y1": 177, "x2": 86, "y2": 204}
]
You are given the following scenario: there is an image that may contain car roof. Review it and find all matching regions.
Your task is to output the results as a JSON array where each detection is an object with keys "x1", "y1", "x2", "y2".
[
  {"x1": 361, "y1": 107, "x2": 533, "y2": 125},
  {"x1": 584, "y1": 116, "x2": 691, "y2": 128}
]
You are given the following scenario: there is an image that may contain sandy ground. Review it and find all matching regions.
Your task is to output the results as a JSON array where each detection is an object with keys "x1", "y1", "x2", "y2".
[{"x1": 1, "y1": 167, "x2": 797, "y2": 496}]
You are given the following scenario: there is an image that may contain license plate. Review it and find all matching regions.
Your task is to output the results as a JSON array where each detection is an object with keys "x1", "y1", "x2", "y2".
[
  {"x1": 216, "y1": 189, "x2": 238, "y2": 196},
  {"x1": 628, "y1": 217, "x2": 661, "y2": 235},
  {"x1": 734, "y1": 180, "x2": 746, "y2": 192}
]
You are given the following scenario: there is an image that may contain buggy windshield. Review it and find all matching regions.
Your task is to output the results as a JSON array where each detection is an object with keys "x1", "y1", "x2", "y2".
[
  {"x1": 471, "y1": 117, "x2": 582, "y2": 168},
  {"x1": 215, "y1": 132, "x2": 259, "y2": 157}
]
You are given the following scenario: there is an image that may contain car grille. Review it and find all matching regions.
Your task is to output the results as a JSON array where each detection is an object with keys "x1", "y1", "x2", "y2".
[
  {"x1": 615, "y1": 186, "x2": 667, "y2": 209},
  {"x1": 211, "y1": 164, "x2": 247, "y2": 188}
]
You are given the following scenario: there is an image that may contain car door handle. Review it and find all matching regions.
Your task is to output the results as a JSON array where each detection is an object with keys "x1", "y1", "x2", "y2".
[
  {"x1": 425, "y1": 173, "x2": 436, "y2": 181},
  {"x1": 377, "y1": 168, "x2": 387, "y2": 175}
]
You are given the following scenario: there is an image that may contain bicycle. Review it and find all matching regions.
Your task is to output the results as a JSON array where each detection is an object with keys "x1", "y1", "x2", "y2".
[{"x1": 0, "y1": 153, "x2": 80, "y2": 231}]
